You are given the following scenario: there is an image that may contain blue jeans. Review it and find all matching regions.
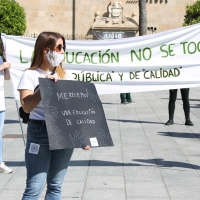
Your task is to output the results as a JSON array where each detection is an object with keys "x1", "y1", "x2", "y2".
[
  {"x1": 0, "y1": 111, "x2": 5, "y2": 163},
  {"x1": 22, "y1": 123, "x2": 74, "y2": 200}
]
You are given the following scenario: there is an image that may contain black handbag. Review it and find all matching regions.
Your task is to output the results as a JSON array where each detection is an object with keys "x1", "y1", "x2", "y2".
[{"x1": 19, "y1": 106, "x2": 30, "y2": 124}]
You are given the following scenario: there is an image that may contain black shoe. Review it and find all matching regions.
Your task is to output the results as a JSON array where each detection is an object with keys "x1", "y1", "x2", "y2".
[
  {"x1": 126, "y1": 100, "x2": 136, "y2": 104},
  {"x1": 165, "y1": 119, "x2": 174, "y2": 125},
  {"x1": 121, "y1": 101, "x2": 129, "y2": 105},
  {"x1": 185, "y1": 119, "x2": 194, "y2": 126}
]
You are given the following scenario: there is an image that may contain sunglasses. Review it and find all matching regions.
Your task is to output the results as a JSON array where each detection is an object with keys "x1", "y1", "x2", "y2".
[{"x1": 55, "y1": 44, "x2": 66, "y2": 51}]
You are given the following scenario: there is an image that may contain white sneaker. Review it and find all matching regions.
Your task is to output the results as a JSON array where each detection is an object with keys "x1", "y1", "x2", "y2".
[{"x1": 0, "y1": 162, "x2": 13, "y2": 174}]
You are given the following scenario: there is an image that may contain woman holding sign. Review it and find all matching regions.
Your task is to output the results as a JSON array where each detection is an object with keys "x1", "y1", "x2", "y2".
[{"x1": 18, "y1": 32, "x2": 90, "y2": 200}]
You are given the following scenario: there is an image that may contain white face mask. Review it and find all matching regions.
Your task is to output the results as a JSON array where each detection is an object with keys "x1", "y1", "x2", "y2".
[{"x1": 46, "y1": 51, "x2": 65, "y2": 67}]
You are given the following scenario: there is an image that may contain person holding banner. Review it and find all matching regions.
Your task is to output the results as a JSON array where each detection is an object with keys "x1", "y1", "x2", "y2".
[
  {"x1": 165, "y1": 88, "x2": 194, "y2": 126},
  {"x1": 17, "y1": 32, "x2": 90, "y2": 200},
  {"x1": 0, "y1": 56, "x2": 13, "y2": 173}
]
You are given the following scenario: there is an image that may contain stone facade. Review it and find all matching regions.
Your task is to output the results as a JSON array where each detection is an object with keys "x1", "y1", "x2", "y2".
[{"x1": 16, "y1": 0, "x2": 197, "y2": 38}]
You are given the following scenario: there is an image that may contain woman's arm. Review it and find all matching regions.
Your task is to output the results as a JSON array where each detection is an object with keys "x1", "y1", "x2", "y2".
[
  {"x1": 19, "y1": 88, "x2": 41, "y2": 113},
  {"x1": 19, "y1": 74, "x2": 58, "y2": 113},
  {"x1": 4, "y1": 68, "x2": 10, "y2": 80},
  {"x1": 0, "y1": 62, "x2": 11, "y2": 80}
]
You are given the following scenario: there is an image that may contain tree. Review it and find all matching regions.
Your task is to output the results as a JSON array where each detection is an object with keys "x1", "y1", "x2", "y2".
[
  {"x1": 0, "y1": 0, "x2": 26, "y2": 35},
  {"x1": 183, "y1": 0, "x2": 200, "y2": 26},
  {"x1": 0, "y1": 39, "x2": 4, "y2": 60},
  {"x1": 138, "y1": 0, "x2": 147, "y2": 36}
]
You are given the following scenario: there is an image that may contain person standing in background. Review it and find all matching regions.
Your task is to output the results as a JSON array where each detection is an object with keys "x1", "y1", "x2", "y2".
[
  {"x1": 0, "y1": 55, "x2": 13, "y2": 173},
  {"x1": 165, "y1": 88, "x2": 194, "y2": 126},
  {"x1": 120, "y1": 93, "x2": 135, "y2": 105}
]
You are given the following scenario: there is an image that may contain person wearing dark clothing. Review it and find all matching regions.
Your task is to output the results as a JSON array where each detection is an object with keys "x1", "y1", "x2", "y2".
[
  {"x1": 120, "y1": 93, "x2": 134, "y2": 105},
  {"x1": 165, "y1": 88, "x2": 194, "y2": 126}
]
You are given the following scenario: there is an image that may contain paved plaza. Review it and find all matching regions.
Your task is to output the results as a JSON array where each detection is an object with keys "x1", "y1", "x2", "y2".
[{"x1": 1, "y1": 80, "x2": 200, "y2": 200}]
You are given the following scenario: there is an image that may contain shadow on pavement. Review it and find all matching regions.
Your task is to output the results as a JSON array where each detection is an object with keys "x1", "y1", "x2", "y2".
[
  {"x1": 4, "y1": 119, "x2": 20, "y2": 124},
  {"x1": 4, "y1": 160, "x2": 144, "y2": 167},
  {"x1": 133, "y1": 158, "x2": 200, "y2": 169},
  {"x1": 162, "y1": 98, "x2": 200, "y2": 102},
  {"x1": 5, "y1": 159, "x2": 200, "y2": 169},
  {"x1": 102, "y1": 102, "x2": 119, "y2": 105},
  {"x1": 190, "y1": 105, "x2": 200, "y2": 108},
  {"x1": 5, "y1": 96, "x2": 14, "y2": 99},
  {"x1": 69, "y1": 160, "x2": 142, "y2": 166},
  {"x1": 157, "y1": 131, "x2": 200, "y2": 138},
  {"x1": 5, "y1": 161, "x2": 25, "y2": 166},
  {"x1": 108, "y1": 119, "x2": 163, "y2": 124},
  {"x1": 189, "y1": 99, "x2": 200, "y2": 102}
]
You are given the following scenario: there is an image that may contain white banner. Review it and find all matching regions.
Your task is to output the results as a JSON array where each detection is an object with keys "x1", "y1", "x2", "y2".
[{"x1": 2, "y1": 23, "x2": 200, "y2": 100}]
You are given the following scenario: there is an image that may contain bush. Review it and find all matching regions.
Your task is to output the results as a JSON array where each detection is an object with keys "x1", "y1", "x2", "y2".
[
  {"x1": 0, "y1": 0, "x2": 26, "y2": 35},
  {"x1": 183, "y1": 0, "x2": 200, "y2": 26},
  {"x1": 0, "y1": 39, "x2": 4, "y2": 59}
]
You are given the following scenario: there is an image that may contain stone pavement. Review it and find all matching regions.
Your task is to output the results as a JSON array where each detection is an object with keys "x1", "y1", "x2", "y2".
[{"x1": 1, "y1": 80, "x2": 200, "y2": 200}]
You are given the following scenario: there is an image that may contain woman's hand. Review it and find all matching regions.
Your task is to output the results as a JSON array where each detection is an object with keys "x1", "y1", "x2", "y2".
[
  {"x1": 0, "y1": 62, "x2": 11, "y2": 70},
  {"x1": 82, "y1": 145, "x2": 90, "y2": 150},
  {"x1": 46, "y1": 74, "x2": 58, "y2": 82}
]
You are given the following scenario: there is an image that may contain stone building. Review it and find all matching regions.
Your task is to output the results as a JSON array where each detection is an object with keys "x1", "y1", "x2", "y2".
[{"x1": 16, "y1": 0, "x2": 197, "y2": 39}]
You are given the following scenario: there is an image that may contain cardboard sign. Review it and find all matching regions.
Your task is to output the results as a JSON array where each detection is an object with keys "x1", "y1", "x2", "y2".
[{"x1": 39, "y1": 78, "x2": 114, "y2": 150}]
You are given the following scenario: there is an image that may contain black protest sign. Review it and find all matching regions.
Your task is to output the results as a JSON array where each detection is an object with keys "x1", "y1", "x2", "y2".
[{"x1": 39, "y1": 78, "x2": 114, "y2": 150}]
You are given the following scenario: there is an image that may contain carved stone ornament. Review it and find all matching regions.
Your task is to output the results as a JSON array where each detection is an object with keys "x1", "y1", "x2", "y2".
[
  {"x1": 92, "y1": 1, "x2": 138, "y2": 31},
  {"x1": 108, "y1": 1, "x2": 123, "y2": 19}
]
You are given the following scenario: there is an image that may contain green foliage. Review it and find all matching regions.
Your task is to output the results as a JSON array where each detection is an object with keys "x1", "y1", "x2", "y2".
[
  {"x1": 183, "y1": 0, "x2": 200, "y2": 26},
  {"x1": 0, "y1": 0, "x2": 26, "y2": 35},
  {"x1": 0, "y1": 39, "x2": 3, "y2": 58}
]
